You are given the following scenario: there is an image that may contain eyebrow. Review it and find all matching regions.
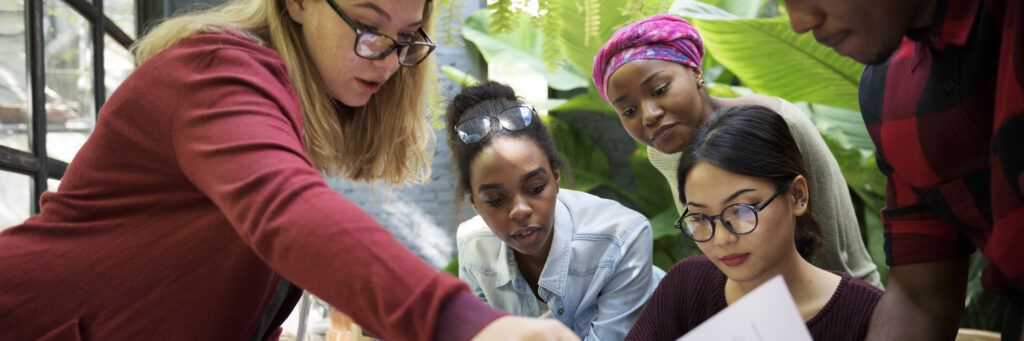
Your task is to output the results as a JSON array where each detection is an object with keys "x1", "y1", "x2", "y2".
[
  {"x1": 476, "y1": 167, "x2": 548, "y2": 193},
  {"x1": 521, "y1": 167, "x2": 548, "y2": 183},
  {"x1": 352, "y1": 2, "x2": 423, "y2": 29},
  {"x1": 686, "y1": 188, "x2": 757, "y2": 208},
  {"x1": 611, "y1": 71, "x2": 663, "y2": 105}
]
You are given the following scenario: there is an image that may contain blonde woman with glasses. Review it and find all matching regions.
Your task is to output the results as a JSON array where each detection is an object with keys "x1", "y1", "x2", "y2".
[{"x1": 0, "y1": 0, "x2": 577, "y2": 340}]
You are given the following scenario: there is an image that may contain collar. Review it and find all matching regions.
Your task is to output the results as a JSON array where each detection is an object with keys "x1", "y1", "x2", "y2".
[{"x1": 910, "y1": 0, "x2": 980, "y2": 50}]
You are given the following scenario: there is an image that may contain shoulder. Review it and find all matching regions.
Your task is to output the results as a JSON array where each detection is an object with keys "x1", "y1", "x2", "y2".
[
  {"x1": 835, "y1": 273, "x2": 883, "y2": 304},
  {"x1": 142, "y1": 32, "x2": 291, "y2": 86},
  {"x1": 456, "y1": 215, "x2": 498, "y2": 245},
  {"x1": 557, "y1": 189, "x2": 650, "y2": 242},
  {"x1": 664, "y1": 255, "x2": 720, "y2": 286}
]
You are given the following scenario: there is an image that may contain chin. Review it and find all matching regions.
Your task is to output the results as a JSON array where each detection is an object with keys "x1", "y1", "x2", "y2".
[{"x1": 335, "y1": 93, "x2": 370, "y2": 107}]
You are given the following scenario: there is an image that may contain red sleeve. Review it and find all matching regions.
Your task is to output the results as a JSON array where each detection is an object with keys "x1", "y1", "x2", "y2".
[
  {"x1": 168, "y1": 42, "x2": 504, "y2": 341},
  {"x1": 879, "y1": 162, "x2": 975, "y2": 267}
]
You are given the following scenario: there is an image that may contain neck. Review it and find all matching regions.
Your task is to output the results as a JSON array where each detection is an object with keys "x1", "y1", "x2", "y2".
[{"x1": 728, "y1": 247, "x2": 817, "y2": 302}]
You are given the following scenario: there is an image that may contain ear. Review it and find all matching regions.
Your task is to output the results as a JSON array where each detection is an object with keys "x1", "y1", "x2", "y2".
[
  {"x1": 283, "y1": 0, "x2": 307, "y2": 25},
  {"x1": 789, "y1": 175, "x2": 810, "y2": 217},
  {"x1": 552, "y1": 168, "x2": 561, "y2": 191}
]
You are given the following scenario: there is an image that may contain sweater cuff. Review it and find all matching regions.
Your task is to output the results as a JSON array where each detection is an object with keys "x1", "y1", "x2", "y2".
[{"x1": 434, "y1": 291, "x2": 507, "y2": 341}]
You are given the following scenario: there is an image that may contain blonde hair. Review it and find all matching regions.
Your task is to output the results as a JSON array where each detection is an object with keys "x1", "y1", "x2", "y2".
[{"x1": 131, "y1": 0, "x2": 435, "y2": 184}]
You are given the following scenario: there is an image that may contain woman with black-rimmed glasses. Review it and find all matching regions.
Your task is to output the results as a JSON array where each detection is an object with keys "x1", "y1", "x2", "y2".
[
  {"x1": 0, "y1": 0, "x2": 577, "y2": 340},
  {"x1": 447, "y1": 81, "x2": 664, "y2": 340},
  {"x1": 626, "y1": 106, "x2": 881, "y2": 341}
]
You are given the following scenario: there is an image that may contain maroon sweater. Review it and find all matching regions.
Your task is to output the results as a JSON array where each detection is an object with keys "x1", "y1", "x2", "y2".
[
  {"x1": 0, "y1": 33, "x2": 503, "y2": 340},
  {"x1": 627, "y1": 256, "x2": 881, "y2": 341}
]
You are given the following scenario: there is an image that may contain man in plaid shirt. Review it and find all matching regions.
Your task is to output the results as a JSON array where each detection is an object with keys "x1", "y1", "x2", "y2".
[{"x1": 784, "y1": 0, "x2": 1023, "y2": 339}]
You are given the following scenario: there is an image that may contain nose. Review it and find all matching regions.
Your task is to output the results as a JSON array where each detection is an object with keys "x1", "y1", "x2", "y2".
[
  {"x1": 710, "y1": 219, "x2": 739, "y2": 247},
  {"x1": 785, "y1": 1, "x2": 824, "y2": 34},
  {"x1": 508, "y1": 195, "x2": 533, "y2": 223},
  {"x1": 641, "y1": 101, "x2": 665, "y2": 127},
  {"x1": 371, "y1": 48, "x2": 402, "y2": 78}
]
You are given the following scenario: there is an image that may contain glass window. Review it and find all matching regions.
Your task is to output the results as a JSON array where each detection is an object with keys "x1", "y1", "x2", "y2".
[
  {"x1": 44, "y1": 0, "x2": 94, "y2": 163},
  {"x1": 47, "y1": 177, "x2": 60, "y2": 192},
  {"x1": 0, "y1": 0, "x2": 29, "y2": 153},
  {"x1": 105, "y1": 0, "x2": 136, "y2": 38},
  {"x1": 0, "y1": 170, "x2": 31, "y2": 231},
  {"x1": 104, "y1": 34, "x2": 132, "y2": 99}
]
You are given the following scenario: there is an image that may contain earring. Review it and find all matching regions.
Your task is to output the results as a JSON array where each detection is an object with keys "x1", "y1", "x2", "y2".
[{"x1": 697, "y1": 79, "x2": 706, "y2": 89}]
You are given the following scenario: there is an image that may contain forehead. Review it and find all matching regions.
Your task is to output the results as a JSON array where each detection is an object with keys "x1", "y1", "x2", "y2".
[
  {"x1": 344, "y1": 0, "x2": 427, "y2": 23},
  {"x1": 606, "y1": 60, "x2": 689, "y2": 95},
  {"x1": 684, "y1": 161, "x2": 770, "y2": 201},
  {"x1": 469, "y1": 137, "x2": 551, "y2": 186}
]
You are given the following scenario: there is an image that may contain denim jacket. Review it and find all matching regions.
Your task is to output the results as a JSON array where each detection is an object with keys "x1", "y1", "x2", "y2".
[{"x1": 457, "y1": 189, "x2": 665, "y2": 340}]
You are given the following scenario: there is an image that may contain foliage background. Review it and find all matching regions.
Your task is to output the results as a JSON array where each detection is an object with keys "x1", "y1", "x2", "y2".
[{"x1": 440, "y1": 0, "x2": 1006, "y2": 331}]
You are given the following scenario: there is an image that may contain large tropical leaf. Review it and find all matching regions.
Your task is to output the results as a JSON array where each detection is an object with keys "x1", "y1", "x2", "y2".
[
  {"x1": 542, "y1": 115, "x2": 611, "y2": 192},
  {"x1": 555, "y1": 0, "x2": 634, "y2": 83},
  {"x1": 550, "y1": 88, "x2": 617, "y2": 117},
  {"x1": 462, "y1": 10, "x2": 588, "y2": 90},
  {"x1": 673, "y1": 14, "x2": 864, "y2": 110},
  {"x1": 798, "y1": 102, "x2": 886, "y2": 212},
  {"x1": 628, "y1": 144, "x2": 675, "y2": 217}
]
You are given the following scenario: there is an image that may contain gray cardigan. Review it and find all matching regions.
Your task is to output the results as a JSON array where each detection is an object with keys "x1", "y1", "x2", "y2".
[{"x1": 647, "y1": 97, "x2": 881, "y2": 287}]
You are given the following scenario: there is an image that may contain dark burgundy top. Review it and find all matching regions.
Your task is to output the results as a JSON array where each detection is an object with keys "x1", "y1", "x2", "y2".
[
  {"x1": 0, "y1": 33, "x2": 504, "y2": 340},
  {"x1": 626, "y1": 256, "x2": 881, "y2": 341}
]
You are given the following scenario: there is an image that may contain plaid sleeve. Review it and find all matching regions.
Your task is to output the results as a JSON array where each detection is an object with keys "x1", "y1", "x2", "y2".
[{"x1": 880, "y1": 156, "x2": 976, "y2": 267}]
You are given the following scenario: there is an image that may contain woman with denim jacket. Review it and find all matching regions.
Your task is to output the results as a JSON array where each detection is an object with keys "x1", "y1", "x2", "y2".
[{"x1": 447, "y1": 81, "x2": 665, "y2": 340}]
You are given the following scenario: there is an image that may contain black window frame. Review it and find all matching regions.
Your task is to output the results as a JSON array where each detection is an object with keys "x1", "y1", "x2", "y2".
[{"x1": 0, "y1": 0, "x2": 135, "y2": 214}]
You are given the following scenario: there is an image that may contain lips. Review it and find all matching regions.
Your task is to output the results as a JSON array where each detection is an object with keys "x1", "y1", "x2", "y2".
[
  {"x1": 720, "y1": 253, "x2": 750, "y2": 267},
  {"x1": 814, "y1": 30, "x2": 849, "y2": 48},
  {"x1": 650, "y1": 123, "x2": 677, "y2": 142},
  {"x1": 356, "y1": 78, "x2": 384, "y2": 94},
  {"x1": 510, "y1": 226, "x2": 544, "y2": 248}
]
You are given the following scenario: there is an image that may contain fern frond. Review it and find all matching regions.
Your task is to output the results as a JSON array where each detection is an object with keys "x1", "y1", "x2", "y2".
[
  {"x1": 536, "y1": 0, "x2": 564, "y2": 71},
  {"x1": 621, "y1": 0, "x2": 644, "y2": 22},
  {"x1": 583, "y1": 0, "x2": 600, "y2": 46},
  {"x1": 433, "y1": 0, "x2": 464, "y2": 46},
  {"x1": 490, "y1": 0, "x2": 518, "y2": 34}
]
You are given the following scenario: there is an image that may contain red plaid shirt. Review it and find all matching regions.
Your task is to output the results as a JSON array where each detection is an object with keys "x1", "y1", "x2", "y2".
[{"x1": 859, "y1": 0, "x2": 1024, "y2": 293}]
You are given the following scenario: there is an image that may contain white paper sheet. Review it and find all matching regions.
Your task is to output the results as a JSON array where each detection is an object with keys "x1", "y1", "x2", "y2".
[{"x1": 677, "y1": 275, "x2": 813, "y2": 341}]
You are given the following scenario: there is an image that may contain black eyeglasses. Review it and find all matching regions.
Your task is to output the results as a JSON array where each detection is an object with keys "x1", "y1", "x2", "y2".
[
  {"x1": 675, "y1": 186, "x2": 785, "y2": 242},
  {"x1": 325, "y1": 0, "x2": 437, "y2": 67},
  {"x1": 455, "y1": 105, "x2": 535, "y2": 144}
]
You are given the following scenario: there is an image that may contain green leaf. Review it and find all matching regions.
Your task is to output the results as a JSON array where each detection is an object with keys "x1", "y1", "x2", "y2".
[
  {"x1": 628, "y1": 145, "x2": 675, "y2": 216},
  {"x1": 699, "y1": 0, "x2": 763, "y2": 19},
  {"x1": 554, "y1": 0, "x2": 633, "y2": 83},
  {"x1": 669, "y1": 0, "x2": 740, "y2": 20},
  {"x1": 799, "y1": 102, "x2": 886, "y2": 205},
  {"x1": 442, "y1": 256, "x2": 459, "y2": 276},
  {"x1": 462, "y1": 10, "x2": 589, "y2": 90},
  {"x1": 440, "y1": 65, "x2": 481, "y2": 87},
  {"x1": 542, "y1": 115, "x2": 612, "y2": 191},
  {"x1": 651, "y1": 208, "x2": 681, "y2": 240},
  {"x1": 678, "y1": 16, "x2": 865, "y2": 110},
  {"x1": 549, "y1": 90, "x2": 617, "y2": 117}
]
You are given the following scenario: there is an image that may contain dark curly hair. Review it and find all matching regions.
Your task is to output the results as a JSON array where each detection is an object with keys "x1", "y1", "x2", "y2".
[
  {"x1": 445, "y1": 81, "x2": 565, "y2": 199},
  {"x1": 676, "y1": 105, "x2": 821, "y2": 259}
]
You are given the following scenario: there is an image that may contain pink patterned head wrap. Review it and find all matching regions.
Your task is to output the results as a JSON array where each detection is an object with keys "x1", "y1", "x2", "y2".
[{"x1": 592, "y1": 14, "x2": 704, "y2": 102}]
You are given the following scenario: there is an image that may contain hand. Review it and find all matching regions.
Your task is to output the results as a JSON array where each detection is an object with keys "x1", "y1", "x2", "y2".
[{"x1": 473, "y1": 316, "x2": 580, "y2": 341}]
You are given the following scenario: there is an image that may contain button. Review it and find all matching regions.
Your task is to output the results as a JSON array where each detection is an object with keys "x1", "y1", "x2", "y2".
[
  {"x1": 558, "y1": 308, "x2": 564, "y2": 315},
  {"x1": 943, "y1": 80, "x2": 956, "y2": 91}
]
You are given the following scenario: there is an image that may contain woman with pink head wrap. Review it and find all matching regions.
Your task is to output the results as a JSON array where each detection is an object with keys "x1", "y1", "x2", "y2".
[{"x1": 592, "y1": 14, "x2": 881, "y2": 331}]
